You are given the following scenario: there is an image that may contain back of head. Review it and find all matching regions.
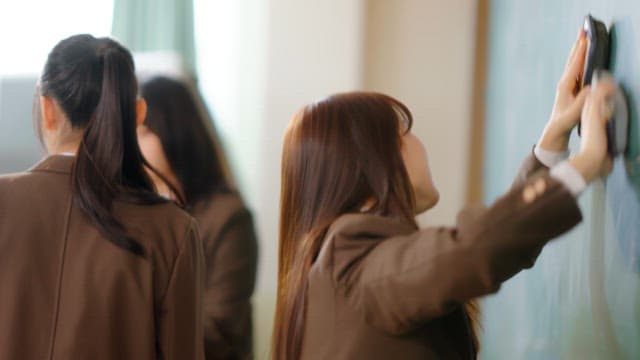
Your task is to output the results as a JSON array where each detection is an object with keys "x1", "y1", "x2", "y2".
[
  {"x1": 39, "y1": 34, "x2": 162, "y2": 257},
  {"x1": 141, "y1": 76, "x2": 231, "y2": 206},
  {"x1": 273, "y1": 91, "x2": 418, "y2": 359}
]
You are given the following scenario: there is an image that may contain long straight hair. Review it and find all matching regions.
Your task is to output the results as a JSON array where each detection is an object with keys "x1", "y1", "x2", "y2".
[
  {"x1": 273, "y1": 92, "x2": 420, "y2": 359},
  {"x1": 141, "y1": 76, "x2": 233, "y2": 206},
  {"x1": 39, "y1": 34, "x2": 165, "y2": 256}
]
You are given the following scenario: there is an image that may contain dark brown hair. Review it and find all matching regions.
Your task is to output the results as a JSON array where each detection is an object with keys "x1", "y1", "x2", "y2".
[
  {"x1": 39, "y1": 34, "x2": 165, "y2": 256},
  {"x1": 273, "y1": 92, "x2": 419, "y2": 359},
  {"x1": 141, "y1": 76, "x2": 232, "y2": 206}
]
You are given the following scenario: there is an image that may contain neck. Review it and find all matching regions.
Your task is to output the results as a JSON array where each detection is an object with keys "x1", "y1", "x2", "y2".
[
  {"x1": 52, "y1": 142, "x2": 80, "y2": 155},
  {"x1": 359, "y1": 197, "x2": 376, "y2": 212},
  {"x1": 46, "y1": 130, "x2": 82, "y2": 155},
  {"x1": 148, "y1": 170, "x2": 182, "y2": 201},
  {"x1": 155, "y1": 180, "x2": 176, "y2": 200}
]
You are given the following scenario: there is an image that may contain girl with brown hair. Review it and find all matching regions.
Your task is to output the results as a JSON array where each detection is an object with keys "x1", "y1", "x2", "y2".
[
  {"x1": 273, "y1": 30, "x2": 614, "y2": 359},
  {"x1": 138, "y1": 76, "x2": 258, "y2": 360}
]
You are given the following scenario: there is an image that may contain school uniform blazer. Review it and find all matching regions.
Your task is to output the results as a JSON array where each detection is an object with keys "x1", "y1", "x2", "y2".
[
  {"x1": 301, "y1": 152, "x2": 583, "y2": 359},
  {"x1": 0, "y1": 155, "x2": 205, "y2": 360},
  {"x1": 191, "y1": 193, "x2": 258, "y2": 360}
]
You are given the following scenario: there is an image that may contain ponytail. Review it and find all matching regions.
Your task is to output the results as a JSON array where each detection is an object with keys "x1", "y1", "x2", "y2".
[{"x1": 41, "y1": 35, "x2": 164, "y2": 257}]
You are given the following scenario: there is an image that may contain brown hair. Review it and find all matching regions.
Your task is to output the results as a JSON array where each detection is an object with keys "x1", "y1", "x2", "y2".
[
  {"x1": 141, "y1": 76, "x2": 233, "y2": 206},
  {"x1": 273, "y1": 92, "x2": 419, "y2": 359}
]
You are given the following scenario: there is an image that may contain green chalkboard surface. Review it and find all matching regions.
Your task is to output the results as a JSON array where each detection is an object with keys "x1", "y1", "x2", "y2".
[{"x1": 481, "y1": 1, "x2": 640, "y2": 359}]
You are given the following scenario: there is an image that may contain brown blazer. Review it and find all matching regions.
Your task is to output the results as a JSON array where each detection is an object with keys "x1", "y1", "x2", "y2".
[
  {"x1": 301, "y1": 153, "x2": 583, "y2": 359},
  {"x1": 191, "y1": 194, "x2": 258, "y2": 360},
  {"x1": 0, "y1": 155, "x2": 205, "y2": 360}
]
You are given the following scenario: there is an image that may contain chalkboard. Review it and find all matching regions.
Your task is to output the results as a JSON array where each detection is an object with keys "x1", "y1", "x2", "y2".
[{"x1": 481, "y1": 1, "x2": 640, "y2": 359}]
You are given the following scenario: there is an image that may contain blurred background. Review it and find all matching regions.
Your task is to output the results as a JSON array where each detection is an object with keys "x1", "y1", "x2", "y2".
[{"x1": 1, "y1": 0, "x2": 639, "y2": 359}]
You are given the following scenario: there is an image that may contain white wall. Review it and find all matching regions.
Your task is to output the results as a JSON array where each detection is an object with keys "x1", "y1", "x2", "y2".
[
  {"x1": 254, "y1": 1, "x2": 365, "y2": 356},
  {"x1": 257, "y1": 0, "x2": 365, "y2": 293},
  {"x1": 363, "y1": 0, "x2": 478, "y2": 226}
]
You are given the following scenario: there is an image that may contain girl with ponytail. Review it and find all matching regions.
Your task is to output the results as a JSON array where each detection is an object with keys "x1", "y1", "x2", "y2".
[{"x1": 0, "y1": 35, "x2": 204, "y2": 360}]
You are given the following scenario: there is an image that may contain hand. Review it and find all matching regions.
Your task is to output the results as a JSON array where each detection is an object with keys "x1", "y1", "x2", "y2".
[
  {"x1": 569, "y1": 71, "x2": 616, "y2": 183},
  {"x1": 538, "y1": 29, "x2": 590, "y2": 152}
]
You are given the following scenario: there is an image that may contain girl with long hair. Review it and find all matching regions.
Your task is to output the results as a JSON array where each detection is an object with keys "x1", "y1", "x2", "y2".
[
  {"x1": 273, "y1": 30, "x2": 614, "y2": 358},
  {"x1": 0, "y1": 35, "x2": 204, "y2": 360},
  {"x1": 138, "y1": 76, "x2": 258, "y2": 360}
]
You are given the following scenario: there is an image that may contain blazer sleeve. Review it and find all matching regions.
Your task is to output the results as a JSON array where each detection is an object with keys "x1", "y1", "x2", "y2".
[
  {"x1": 203, "y1": 209, "x2": 258, "y2": 360},
  {"x1": 335, "y1": 165, "x2": 582, "y2": 335},
  {"x1": 511, "y1": 148, "x2": 547, "y2": 188},
  {"x1": 158, "y1": 220, "x2": 205, "y2": 360}
]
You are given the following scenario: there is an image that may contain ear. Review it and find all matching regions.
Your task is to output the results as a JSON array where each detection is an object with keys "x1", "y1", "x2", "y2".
[
  {"x1": 136, "y1": 98, "x2": 147, "y2": 127},
  {"x1": 40, "y1": 96, "x2": 58, "y2": 131}
]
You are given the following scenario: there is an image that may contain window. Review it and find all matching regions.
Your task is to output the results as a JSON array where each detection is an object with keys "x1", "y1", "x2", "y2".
[
  {"x1": 0, "y1": 0, "x2": 113, "y2": 172},
  {"x1": 0, "y1": 0, "x2": 114, "y2": 76}
]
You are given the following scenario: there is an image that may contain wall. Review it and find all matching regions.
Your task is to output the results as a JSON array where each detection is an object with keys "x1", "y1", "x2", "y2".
[
  {"x1": 481, "y1": 1, "x2": 640, "y2": 358},
  {"x1": 362, "y1": 0, "x2": 478, "y2": 226},
  {"x1": 0, "y1": 76, "x2": 42, "y2": 173}
]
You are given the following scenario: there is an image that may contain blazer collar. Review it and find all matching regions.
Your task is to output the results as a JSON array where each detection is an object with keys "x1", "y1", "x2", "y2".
[{"x1": 30, "y1": 155, "x2": 75, "y2": 174}]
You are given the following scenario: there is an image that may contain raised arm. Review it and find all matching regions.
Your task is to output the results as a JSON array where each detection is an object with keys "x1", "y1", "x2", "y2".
[
  {"x1": 515, "y1": 28, "x2": 589, "y2": 188},
  {"x1": 335, "y1": 170, "x2": 581, "y2": 335},
  {"x1": 335, "y1": 31, "x2": 618, "y2": 336}
]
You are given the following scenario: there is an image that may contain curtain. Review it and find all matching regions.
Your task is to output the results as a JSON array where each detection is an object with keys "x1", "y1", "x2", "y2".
[{"x1": 111, "y1": 0, "x2": 196, "y2": 74}]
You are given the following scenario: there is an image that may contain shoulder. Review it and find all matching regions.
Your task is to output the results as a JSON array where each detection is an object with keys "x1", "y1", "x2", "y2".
[
  {"x1": 0, "y1": 171, "x2": 31, "y2": 187},
  {"x1": 0, "y1": 169, "x2": 69, "y2": 204},
  {"x1": 191, "y1": 192, "x2": 252, "y2": 238},
  {"x1": 324, "y1": 213, "x2": 416, "y2": 249},
  {"x1": 115, "y1": 199, "x2": 198, "y2": 256},
  {"x1": 116, "y1": 201, "x2": 201, "y2": 305},
  {"x1": 0, "y1": 171, "x2": 33, "y2": 209},
  {"x1": 193, "y1": 192, "x2": 248, "y2": 219},
  {"x1": 312, "y1": 213, "x2": 416, "y2": 281},
  {"x1": 1, "y1": 156, "x2": 76, "y2": 197},
  {"x1": 118, "y1": 198, "x2": 195, "y2": 234},
  {"x1": 0, "y1": 165, "x2": 63, "y2": 185},
  {"x1": 328, "y1": 214, "x2": 414, "y2": 239}
]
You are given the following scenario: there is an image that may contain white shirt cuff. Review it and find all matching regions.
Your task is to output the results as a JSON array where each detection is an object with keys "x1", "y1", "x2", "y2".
[
  {"x1": 549, "y1": 161, "x2": 587, "y2": 197},
  {"x1": 534, "y1": 145, "x2": 570, "y2": 168}
]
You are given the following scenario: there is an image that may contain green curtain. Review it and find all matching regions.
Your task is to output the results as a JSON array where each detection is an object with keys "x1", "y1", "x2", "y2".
[{"x1": 111, "y1": 0, "x2": 196, "y2": 74}]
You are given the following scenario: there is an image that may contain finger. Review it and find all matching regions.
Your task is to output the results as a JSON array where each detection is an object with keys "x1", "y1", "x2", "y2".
[
  {"x1": 564, "y1": 85, "x2": 591, "y2": 120},
  {"x1": 601, "y1": 97, "x2": 615, "y2": 120},
  {"x1": 590, "y1": 76, "x2": 617, "y2": 125},
  {"x1": 559, "y1": 34, "x2": 587, "y2": 93},
  {"x1": 580, "y1": 97, "x2": 609, "y2": 167},
  {"x1": 565, "y1": 28, "x2": 585, "y2": 67},
  {"x1": 592, "y1": 71, "x2": 617, "y2": 93},
  {"x1": 581, "y1": 84, "x2": 616, "y2": 159},
  {"x1": 561, "y1": 38, "x2": 587, "y2": 90},
  {"x1": 582, "y1": 97, "x2": 607, "y2": 131},
  {"x1": 566, "y1": 29, "x2": 587, "y2": 70}
]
